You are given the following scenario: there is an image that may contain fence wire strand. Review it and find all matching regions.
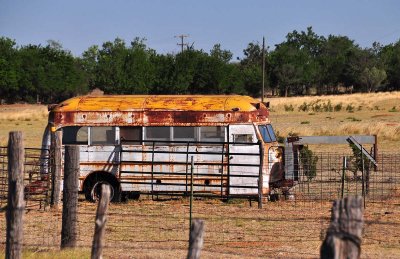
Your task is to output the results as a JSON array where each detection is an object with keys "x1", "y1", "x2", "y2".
[{"x1": 1, "y1": 150, "x2": 400, "y2": 258}]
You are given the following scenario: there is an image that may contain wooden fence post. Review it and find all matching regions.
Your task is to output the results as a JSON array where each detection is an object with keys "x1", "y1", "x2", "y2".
[
  {"x1": 320, "y1": 196, "x2": 364, "y2": 259},
  {"x1": 187, "y1": 219, "x2": 205, "y2": 259},
  {"x1": 6, "y1": 131, "x2": 25, "y2": 259},
  {"x1": 61, "y1": 145, "x2": 79, "y2": 249},
  {"x1": 91, "y1": 184, "x2": 111, "y2": 259},
  {"x1": 50, "y1": 130, "x2": 62, "y2": 209}
]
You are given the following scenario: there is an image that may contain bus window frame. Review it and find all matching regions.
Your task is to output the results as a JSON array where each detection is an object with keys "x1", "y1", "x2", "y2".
[
  {"x1": 89, "y1": 126, "x2": 117, "y2": 146},
  {"x1": 258, "y1": 124, "x2": 277, "y2": 143}
]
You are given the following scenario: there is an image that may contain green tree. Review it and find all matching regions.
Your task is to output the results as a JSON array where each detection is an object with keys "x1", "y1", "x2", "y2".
[
  {"x1": 270, "y1": 43, "x2": 303, "y2": 96},
  {"x1": 360, "y1": 66, "x2": 387, "y2": 92},
  {"x1": 240, "y1": 42, "x2": 268, "y2": 97},
  {"x1": 81, "y1": 45, "x2": 99, "y2": 89},
  {"x1": 381, "y1": 40, "x2": 400, "y2": 90},
  {"x1": 0, "y1": 37, "x2": 19, "y2": 102},
  {"x1": 150, "y1": 53, "x2": 176, "y2": 94},
  {"x1": 17, "y1": 42, "x2": 87, "y2": 103},
  {"x1": 94, "y1": 37, "x2": 155, "y2": 94},
  {"x1": 210, "y1": 44, "x2": 233, "y2": 63},
  {"x1": 269, "y1": 27, "x2": 323, "y2": 96}
]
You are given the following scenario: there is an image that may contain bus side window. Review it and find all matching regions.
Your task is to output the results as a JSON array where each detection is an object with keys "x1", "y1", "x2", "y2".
[
  {"x1": 62, "y1": 126, "x2": 88, "y2": 145},
  {"x1": 145, "y1": 127, "x2": 171, "y2": 141},
  {"x1": 120, "y1": 126, "x2": 142, "y2": 145},
  {"x1": 173, "y1": 127, "x2": 196, "y2": 141},
  {"x1": 91, "y1": 127, "x2": 116, "y2": 145},
  {"x1": 233, "y1": 134, "x2": 253, "y2": 144},
  {"x1": 200, "y1": 126, "x2": 225, "y2": 142}
]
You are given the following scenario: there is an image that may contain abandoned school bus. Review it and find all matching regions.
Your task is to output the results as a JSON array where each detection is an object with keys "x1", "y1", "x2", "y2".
[{"x1": 45, "y1": 95, "x2": 290, "y2": 202}]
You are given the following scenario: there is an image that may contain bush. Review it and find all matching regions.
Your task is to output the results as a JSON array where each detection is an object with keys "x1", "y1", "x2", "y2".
[
  {"x1": 275, "y1": 131, "x2": 285, "y2": 144},
  {"x1": 284, "y1": 104, "x2": 294, "y2": 112},
  {"x1": 346, "y1": 104, "x2": 355, "y2": 113},
  {"x1": 322, "y1": 100, "x2": 333, "y2": 112},
  {"x1": 299, "y1": 146, "x2": 318, "y2": 182},
  {"x1": 334, "y1": 103, "x2": 343, "y2": 112},
  {"x1": 298, "y1": 102, "x2": 309, "y2": 112}
]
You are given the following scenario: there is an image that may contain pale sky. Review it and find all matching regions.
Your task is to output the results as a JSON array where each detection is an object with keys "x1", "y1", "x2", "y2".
[{"x1": 1, "y1": 0, "x2": 399, "y2": 59}]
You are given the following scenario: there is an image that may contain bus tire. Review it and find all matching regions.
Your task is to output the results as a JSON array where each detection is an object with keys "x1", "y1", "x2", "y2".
[{"x1": 84, "y1": 175, "x2": 121, "y2": 203}]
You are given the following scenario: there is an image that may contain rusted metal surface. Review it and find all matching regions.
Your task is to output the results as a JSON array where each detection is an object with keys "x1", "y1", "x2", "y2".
[
  {"x1": 50, "y1": 95, "x2": 270, "y2": 128},
  {"x1": 45, "y1": 95, "x2": 284, "y2": 200}
]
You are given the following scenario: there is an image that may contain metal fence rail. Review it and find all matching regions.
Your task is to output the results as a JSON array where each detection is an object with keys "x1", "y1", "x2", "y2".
[
  {"x1": 120, "y1": 140, "x2": 262, "y2": 200},
  {"x1": 279, "y1": 152, "x2": 400, "y2": 204},
  {"x1": 0, "y1": 146, "x2": 51, "y2": 209},
  {"x1": 1, "y1": 147, "x2": 400, "y2": 257}
]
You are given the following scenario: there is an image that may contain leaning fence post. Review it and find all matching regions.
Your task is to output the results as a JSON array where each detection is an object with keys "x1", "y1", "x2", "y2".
[
  {"x1": 61, "y1": 145, "x2": 79, "y2": 249},
  {"x1": 91, "y1": 184, "x2": 111, "y2": 259},
  {"x1": 187, "y1": 219, "x2": 205, "y2": 259},
  {"x1": 320, "y1": 196, "x2": 364, "y2": 259},
  {"x1": 50, "y1": 130, "x2": 62, "y2": 209},
  {"x1": 6, "y1": 131, "x2": 25, "y2": 259}
]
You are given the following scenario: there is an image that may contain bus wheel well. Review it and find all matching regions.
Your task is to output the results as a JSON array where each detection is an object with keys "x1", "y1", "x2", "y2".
[{"x1": 83, "y1": 171, "x2": 121, "y2": 202}]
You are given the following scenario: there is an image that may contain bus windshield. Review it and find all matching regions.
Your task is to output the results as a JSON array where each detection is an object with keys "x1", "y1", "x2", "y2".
[{"x1": 258, "y1": 124, "x2": 277, "y2": 143}]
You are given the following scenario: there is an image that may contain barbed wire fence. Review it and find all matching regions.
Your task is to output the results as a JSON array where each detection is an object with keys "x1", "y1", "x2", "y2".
[{"x1": 1, "y1": 148, "x2": 400, "y2": 258}]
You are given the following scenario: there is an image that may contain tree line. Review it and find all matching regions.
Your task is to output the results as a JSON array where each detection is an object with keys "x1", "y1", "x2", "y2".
[{"x1": 1, "y1": 27, "x2": 399, "y2": 104}]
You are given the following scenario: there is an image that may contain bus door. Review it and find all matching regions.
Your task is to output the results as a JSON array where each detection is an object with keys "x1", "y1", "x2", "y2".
[{"x1": 228, "y1": 124, "x2": 260, "y2": 195}]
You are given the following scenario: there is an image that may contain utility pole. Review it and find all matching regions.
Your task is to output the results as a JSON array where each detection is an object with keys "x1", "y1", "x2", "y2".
[
  {"x1": 175, "y1": 34, "x2": 189, "y2": 53},
  {"x1": 262, "y1": 36, "x2": 266, "y2": 102}
]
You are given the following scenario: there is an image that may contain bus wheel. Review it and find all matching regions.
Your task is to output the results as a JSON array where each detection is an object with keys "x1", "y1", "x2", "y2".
[{"x1": 86, "y1": 180, "x2": 121, "y2": 203}]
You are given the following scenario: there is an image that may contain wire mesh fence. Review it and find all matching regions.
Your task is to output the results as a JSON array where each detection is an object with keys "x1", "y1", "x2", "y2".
[
  {"x1": 277, "y1": 152, "x2": 400, "y2": 204},
  {"x1": 0, "y1": 146, "x2": 51, "y2": 209},
  {"x1": 1, "y1": 149, "x2": 400, "y2": 258},
  {"x1": 1, "y1": 196, "x2": 399, "y2": 258}
]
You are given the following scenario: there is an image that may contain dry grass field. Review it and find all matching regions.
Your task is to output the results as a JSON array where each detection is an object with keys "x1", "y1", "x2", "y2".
[
  {"x1": 0, "y1": 197, "x2": 399, "y2": 258},
  {"x1": 0, "y1": 104, "x2": 48, "y2": 147},
  {"x1": 1, "y1": 92, "x2": 400, "y2": 258},
  {"x1": 269, "y1": 91, "x2": 400, "y2": 152},
  {"x1": 1, "y1": 92, "x2": 399, "y2": 151}
]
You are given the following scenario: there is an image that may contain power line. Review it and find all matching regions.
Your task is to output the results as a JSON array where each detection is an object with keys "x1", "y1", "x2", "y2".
[{"x1": 175, "y1": 34, "x2": 189, "y2": 53}]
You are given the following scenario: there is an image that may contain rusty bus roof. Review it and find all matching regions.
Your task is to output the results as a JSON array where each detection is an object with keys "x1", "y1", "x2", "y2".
[
  {"x1": 50, "y1": 95, "x2": 270, "y2": 127},
  {"x1": 52, "y1": 95, "x2": 265, "y2": 112}
]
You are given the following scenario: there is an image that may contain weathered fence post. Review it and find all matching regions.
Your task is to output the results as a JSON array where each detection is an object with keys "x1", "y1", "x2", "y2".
[
  {"x1": 61, "y1": 145, "x2": 79, "y2": 249},
  {"x1": 91, "y1": 184, "x2": 111, "y2": 259},
  {"x1": 189, "y1": 156, "x2": 194, "y2": 229},
  {"x1": 258, "y1": 141, "x2": 264, "y2": 209},
  {"x1": 187, "y1": 219, "x2": 205, "y2": 259},
  {"x1": 6, "y1": 131, "x2": 25, "y2": 259},
  {"x1": 320, "y1": 196, "x2": 364, "y2": 259},
  {"x1": 50, "y1": 130, "x2": 62, "y2": 209},
  {"x1": 341, "y1": 156, "x2": 347, "y2": 199}
]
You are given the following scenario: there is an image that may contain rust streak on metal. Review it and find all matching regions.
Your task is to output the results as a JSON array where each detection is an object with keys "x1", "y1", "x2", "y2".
[{"x1": 50, "y1": 95, "x2": 270, "y2": 128}]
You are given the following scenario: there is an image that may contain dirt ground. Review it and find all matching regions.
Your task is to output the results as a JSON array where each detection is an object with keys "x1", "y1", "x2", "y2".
[{"x1": 0, "y1": 196, "x2": 399, "y2": 258}]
